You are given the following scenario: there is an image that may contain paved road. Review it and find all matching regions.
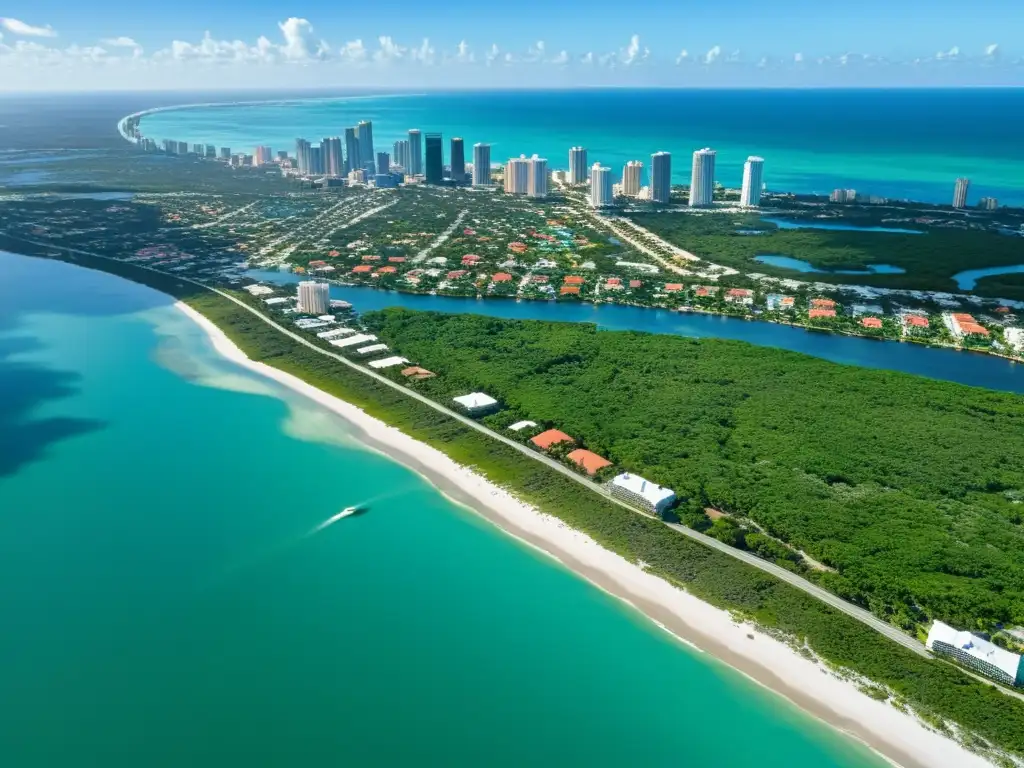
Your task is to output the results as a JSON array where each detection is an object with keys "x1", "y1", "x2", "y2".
[{"x1": 22, "y1": 236, "x2": 1024, "y2": 699}]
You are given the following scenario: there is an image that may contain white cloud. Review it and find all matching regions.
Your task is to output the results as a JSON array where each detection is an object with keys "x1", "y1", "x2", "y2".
[
  {"x1": 277, "y1": 17, "x2": 325, "y2": 61},
  {"x1": 551, "y1": 50, "x2": 568, "y2": 65},
  {"x1": 580, "y1": 51, "x2": 594, "y2": 65},
  {"x1": 794, "y1": 52, "x2": 803, "y2": 63},
  {"x1": 411, "y1": 38, "x2": 435, "y2": 64},
  {"x1": 374, "y1": 36, "x2": 405, "y2": 62},
  {"x1": 485, "y1": 43, "x2": 499, "y2": 65},
  {"x1": 621, "y1": 34, "x2": 648, "y2": 65},
  {"x1": 525, "y1": 40, "x2": 545, "y2": 62},
  {"x1": 675, "y1": 49, "x2": 689, "y2": 64},
  {"x1": 339, "y1": 39, "x2": 367, "y2": 62},
  {"x1": 704, "y1": 45, "x2": 721, "y2": 64},
  {"x1": 101, "y1": 36, "x2": 140, "y2": 49},
  {"x1": 454, "y1": 40, "x2": 473, "y2": 63},
  {"x1": 935, "y1": 46, "x2": 959, "y2": 60},
  {"x1": 1, "y1": 18, "x2": 57, "y2": 38},
  {"x1": 985, "y1": 43, "x2": 1000, "y2": 57}
]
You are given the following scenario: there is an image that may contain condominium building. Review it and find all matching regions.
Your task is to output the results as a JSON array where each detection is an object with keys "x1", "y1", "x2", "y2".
[
  {"x1": 450, "y1": 137, "x2": 466, "y2": 182},
  {"x1": 527, "y1": 155, "x2": 548, "y2": 198},
  {"x1": 376, "y1": 152, "x2": 390, "y2": 176},
  {"x1": 294, "y1": 138, "x2": 311, "y2": 174},
  {"x1": 425, "y1": 133, "x2": 444, "y2": 184},
  {"x1": 356, "y1": 121, "x2": 375, "y2": 170},
  {"x1": 979, "y1": 196, "x2": 999, "y2": 211},
  {"x1": 650, "y1": 151, "x2": 671, "y2": 203},
  {"x1": 569, "y1": 146, "x2": 588, "y2": 184},
  {"x1": 741, "y1": 156, "x2": 765, "y2": 207},
  {"x1": 344, "y1": 128, "x2": 358, "y2": 172},
  {"x1": 926, "y1": 621, "x2": 1023, "y2": 687},
  {"x1": 324, "y1": 138, "x2": 343, "y2": 176},
  {"x1": 408, "y1": 129, "x2": 423, "y2": 175},
  {"x1": 622, "y1": 161, "x2": 643, "y2": 197},
  {"x1": 608, "y1": 473, "x2": 677, "y2": 515},
  {"x1": 689, "y1": 148, "x2": 716, "y2": 207},
  {"x1": 297, "y1": 281, "x2": 330, "y2": 315},
  {"x1": 472, "y1": 143, "x2": 492, "y2": 186},
  {"x1": 590, "y1": 163, "x2": 613, "y2": 207},
  {"x1": 504, "y1": 155, "x2": 530, "y2": 194},
  {"x1": 392, "y1": 140, "x2": 409, "y2": 169},
  {"x1": 953, "y1": 177, "x2": 970, "y2": 209},
  {"x1": 308, "y1": 147, "x2": 323, "y2": 176},
  {"x1": 219, "y1": 147, "x2": 231, "y2": 160},
  {"x1": 253, "y1": 146, "x2": 274, "y2": 166}
]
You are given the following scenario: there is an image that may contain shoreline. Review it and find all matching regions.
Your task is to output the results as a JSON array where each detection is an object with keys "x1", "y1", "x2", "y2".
[{"x1": 174, "y1": 299, "x2": 995, "y2": 768}]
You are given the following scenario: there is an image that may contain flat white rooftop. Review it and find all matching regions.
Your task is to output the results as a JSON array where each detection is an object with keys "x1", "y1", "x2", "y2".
[
  {"x1": 246, "y1": 285, "x2": 275, "y2": 296},
  {"x1": 453, "y1": 392, "x2": 498, "y2": 410},
  {"x1": 508, "y1": 420, "x2": 538, "y2": 432},
  {"x1": 317, "y1": 327, "x2": 356, "y2": 339},
  {"x1": 926, "y1": 620, "x2": 1021, "y2": 680},
  {"x1": 356, "y1": 343, "x2": 389, "y2": 355},
  {"x1": 368, "y1": 356, "x2": 410, "y2": 369},
  {"x1": 610, "y1": 472, "x2": 676, "y2": 507},
  {"x1": 263, "y1": 297, "x2": 291, "y2": 305},
  {"x1": 329, "y1": 333, "x2": 376, "y2": 348}
]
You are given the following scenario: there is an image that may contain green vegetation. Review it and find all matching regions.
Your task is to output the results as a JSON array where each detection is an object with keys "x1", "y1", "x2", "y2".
[
  {"x1": 628, "y1": 211, "x2": 1024, "y2": 299},
  {"x1": 363, "y1": 309, "x2": 1024, "y2": 635},
  {"x1": 12, "y1": 243, "x2": 1024, "y2": 759}
]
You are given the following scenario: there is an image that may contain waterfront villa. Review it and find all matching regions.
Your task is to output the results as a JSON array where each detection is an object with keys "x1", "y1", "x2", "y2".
[
  {"x1": 452, "y1": 392, "x2": 500, "y2": 415},
  {"x1": 810, "y1": 298, "x2": 837, "y2": 310},
  {"x1": 766, "y1": 294, "x2": 795, "y2": 311},
  {"x1": 352, "y1": 265, "x2": 372, "y2": 274},
  {"x1": 809, "y1": 308, "x2": 837, "y2": 319},
  {"x1": 860, "y1": 317, "x2": 883, "y2": 329},
  {"x1": 664, "y1": 283, "x2": 684, "y2": 292},
  {"x1": 725, "y1": 288, "x2": 754, "y2": 305},
  {"x1": 560, "y1": 285, "x2": 581, "y2": 296},
  {"x1": 608, "y1": 473, "x2": 676, "y2": 515},
  {"x1": 567, "y1": 449, "x2": 613, "y2": 476},
  {"x1": 926, "y1": 621, "x2": 1024, "y2": 687},
  {"x1": 492, "y1": 272, "x2": 513, "y2": 282},
  {"x1": 531, "y1": 429, "x2": 576, "y2": 450}
]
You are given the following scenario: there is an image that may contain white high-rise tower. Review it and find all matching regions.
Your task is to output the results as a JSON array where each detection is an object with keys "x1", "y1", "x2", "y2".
[
  {"x1": 472, "y1": 143, "x2": 492, "y2": 186},
  {"x1": 408, "y1": 129, "x2": 423, "y2": 176},
  {"x1": 527, "y1": 155, "x2": 548, "y2": 198},
  {"x1": 590, "y1": 164, "x2": 612, "y2": 207},
  {"x1": 569, "y1": 147, "x2": 588, "y2": 184},
  {"x1": 689, "y1": 148, "x2": 717, "y2": 208},
  {"x1": 741, "y1": 156, "x2": 765, "y2": 207},
  {"x1": 504, "y1": 155, "x2": 530, "y2": 194},
  {"x1": 297, "y1": 281, "x2": 330, "y2": 315},
  {"x1": 622, "y1": 161, "x2": 643, "y2": 197},
  {"x1": 953, "y1": 177, "x2": 970, "y2": 209}
]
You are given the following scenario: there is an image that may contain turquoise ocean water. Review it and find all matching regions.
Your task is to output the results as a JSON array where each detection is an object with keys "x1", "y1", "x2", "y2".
[
  {"x1": 0, "y1": 252, "x2": 887, "y2": 766},
  {"x1": 140, "y1": 89, "x2": 1024, "y2": 205}
]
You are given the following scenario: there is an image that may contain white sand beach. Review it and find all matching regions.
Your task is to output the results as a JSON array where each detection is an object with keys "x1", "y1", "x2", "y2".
[{"x1": 176, "y1": 300, "x2": 995, "y2": 768}]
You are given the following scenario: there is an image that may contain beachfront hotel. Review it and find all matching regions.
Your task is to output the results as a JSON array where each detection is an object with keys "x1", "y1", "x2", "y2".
[
  {"x1": 650, "y1": 151, "x2": 671, "y2": 203},
  {"x1": 590, "y1": 163, "x2": 613, "y2": 207},
  {"x1": 953, "y1": 177, "x2": 970, "y2": 209},
  {"x1": 505, "y1": 155, "x2": 530, "y2": 194},
  {"x1": 472, "y1": 143, "x2": 491, "y2": 186},
  {"x1": 569, "y1": 146, "x2": 588, "y2": 184},
  {"x1": 689, "y1": 148, "x2": 717, "y2": 207},
  {"x1": 926, "y1": 621, "x2": 1023, "y2": 687},
  {"x1": 527, "y1": 155, "x2": 549, "y2": 198},
  {"x1": 741, "y1": 156, "x2": 765, "y2": 207},
  {"x1": 297, "y1": 281, "x2": 330, "y2": 315},
  {"x1": 609, "y1": 473, "x2": 676, "y2": 515},
  {"x1": 621, "y1": 161, "x2": 643, "y2": 197}
]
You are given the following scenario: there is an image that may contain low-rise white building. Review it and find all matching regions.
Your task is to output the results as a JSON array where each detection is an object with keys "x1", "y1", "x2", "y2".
[
  {"x1": 1005, "y1": 327, "x2": 1024, "y2": 353},
  {"x1": 263, "y1": 296, "x2": 291, "y2": 306},
  {"x1": 357, "y1": 343, "x2": 389, "y2": 355},
  {"x1": 508, "y1": 420, "x2": 538, "y2": 432},
  {"x1": 608, "y1": 473, "x2": 676, "y2": 515},
  {"x1": 926, "y1": 621, "x2": 1023, "y2": 687},
  {"x1": 329, "y1": 333, "x2": 377, "y2": 348},
  {"x1": 318, "y1": 327, "x2": 356, "y2": 339},
  {"x1": 368, "y1": 356, "x2": 409, "y2": 369},
  {"x1": 452, "y1": 392, "x2": 499, "y2": 415}
]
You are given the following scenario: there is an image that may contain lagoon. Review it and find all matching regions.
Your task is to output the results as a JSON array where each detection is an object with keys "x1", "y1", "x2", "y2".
[
  {"x1": 246, "y1": 269, "x2": 1024, "y2": 394},
  {"x1": 953, "y1": 264, "x2": 1024, "y2": 291},
  {"x1": 761, "y1": 217, "x2": 924, "y2": 235},
  {"x1": 754, "y1": 255, "x2": 907, "y2": 275}
]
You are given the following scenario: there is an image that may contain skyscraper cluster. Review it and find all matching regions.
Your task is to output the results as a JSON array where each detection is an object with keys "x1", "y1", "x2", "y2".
[{"x1": 294, "y1": 120, "x2": 377, "y2": 178}]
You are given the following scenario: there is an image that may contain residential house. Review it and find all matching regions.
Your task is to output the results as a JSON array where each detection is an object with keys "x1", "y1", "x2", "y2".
[{"x1": 530, "y1": 429, "x2": 576, "y2": 450}]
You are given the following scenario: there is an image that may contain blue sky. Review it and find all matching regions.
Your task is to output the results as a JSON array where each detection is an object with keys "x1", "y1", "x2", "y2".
[{"x1": 1, "y1": 1, "x2": 1021, "y2": 90}]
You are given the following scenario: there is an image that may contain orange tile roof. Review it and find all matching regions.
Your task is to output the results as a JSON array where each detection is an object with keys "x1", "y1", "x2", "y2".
[
  {"x1": 809, "y1": 308, "x2": 836, "y2": 318},
  {"x1": 811, "y1": 298, "x2": 836, "y2": 309},
  {"x1": 388, "y1": 256, "x2": 407, "y2": 262},
  {"x1": 361, "y1": 254, "x2": 381, "y2": 261},
  {"x1": 560, "y1": 285, "x2": 581, "y2": 295},
  {"x1": 376, "y1": 266, "x2": 397, "y2": 274},
  {"x1": 462, "y1": 254, "x2": 482, "y2": 262},
  {"x1": 606, "y1": 278, "x2": 621, "y2": 286},
  {"x1": 695, "y1": 287, "x2": 713, "y2": 297},
  {"x1": 567, "y1": 449, "x2": 612, "y2": 476},
  {"x1": 860, "y1": 317, "x2": 883, "y2": 328},
  {"x1": 530, "y1": 429, "x2": 576, "y2": 450},
  {"x1": 401, "y1": 366, "x2": 435, "y2": 379},
  {"x1": 629, "y1": 280, "x2": 643, "y2": 288},
  {"x1": 308, "y1": 260, "x2": 327, "y2": 268},
  {"x1": 727, "y1": 288, "x2": 753, "y2": 297},
  {"x1": 960, "y1": 322, "x2": 989, "y2": 336},
  {"x1": 447, "y1": 270, "x2": 468, "y2": 279},
  {"x1": 904, "y1": 315, "x2": 929, "y2": 327},
  {"x1": 352, "y1": 265, "x2": 373, "y2": 273},
  {"x1": 952, "y1": 313, "x2": 975, "y2": 322},
  {"x1": 664, "y1": 283, "x2": 684, "y2": 292},
  {"x1": 996, "y1": 306, "x2": 1011, "y2": 314},
  {"x1": 492, "y1": 272, "x2": 513, "y2": 282},
  {"x1": 564, "y1": 276, "x2": 585, "y2": 285}
]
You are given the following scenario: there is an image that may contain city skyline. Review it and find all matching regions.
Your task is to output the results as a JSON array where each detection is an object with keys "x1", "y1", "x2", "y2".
[{"x1": 0, "y1": 4, "x2": 1021, "y2": 91}]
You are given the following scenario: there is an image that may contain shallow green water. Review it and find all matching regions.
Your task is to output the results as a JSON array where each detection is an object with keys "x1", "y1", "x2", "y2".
[{"x1": 0, "y1": 253, "x2": 886, "y2": 766}]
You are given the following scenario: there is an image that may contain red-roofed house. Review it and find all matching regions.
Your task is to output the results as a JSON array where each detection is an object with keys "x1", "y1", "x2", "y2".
[
  {"x1": 508, "y1": 242, "x2": 528, "y2": 254},
  {"x1": 564, "y1": 276, "x2": 585, "y2": 285},
  {"x1": 492, "y1": 272, "x2": 513, "y2": 282},
  {"x1": 530, "y1": 429, "x2": 576, "y2": 450},
  {"x1": 811, "y1": 298, "x2": 836, "y2": 310},
  {"x1": 447, "y1": 270, "x2": 469, "y2": 279},
  {"x1": 725, "y1": 288, "x2": 754, "y2": 305},
  {"x1": 352, "y1": 265, "x2": 373, "y2": 274},
  {"x1": 308, "y1": 260, "x2": 327, "y2": 268},
  {"x1": 664, "y1": 283, "x2": 684, "y2": 292},
  {"x1": 328, "y1": 250, "x2": 340, "y2": 257},
  {"x1": 376, "y1": 266, "x2": 397, "y2": 274},
  {"x1": 960, "y1": 322, "x2": 990, "y2": 336},
  {"x1": 904, "y1": 315, "x2": 929, "y2": 328},
  {"x1": 629, "y1": 280, "x2": 643, "y2": 289},
  {"x1": 860, "y1": 317, "x2": 883, "y2": 329},
  {"x1": 388, "y1": 256, "x2": 407, "y2": 263},
  {"x1": 462, "y1": 254, "x2": 482, "y2": 265},
  {"x1": 567, "y1": 449, "x2": 613, "y2": 476},
  {"x1": 560, "y1": 285, "x2": 581, "y2": 296},
  {"x1": 694, "y1": 286, "x2": 717, "y2": 298},
  {"x1": 362, "y1": 254, "x2": 381, "y2": 262},
  {"x1": 809, "y1": 308, "x2": 837, "y2": 319}
]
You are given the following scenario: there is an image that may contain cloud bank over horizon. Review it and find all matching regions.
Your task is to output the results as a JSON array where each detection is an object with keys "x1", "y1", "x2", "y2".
[{"x1": 0, "y1": 16, "x2": 1020, "y2": 91}]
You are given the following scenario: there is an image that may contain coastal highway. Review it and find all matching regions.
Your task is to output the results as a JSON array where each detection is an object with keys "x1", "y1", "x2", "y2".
[{"x1": 19, "y1": 236, "x2": 1024, "y2": 700}]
